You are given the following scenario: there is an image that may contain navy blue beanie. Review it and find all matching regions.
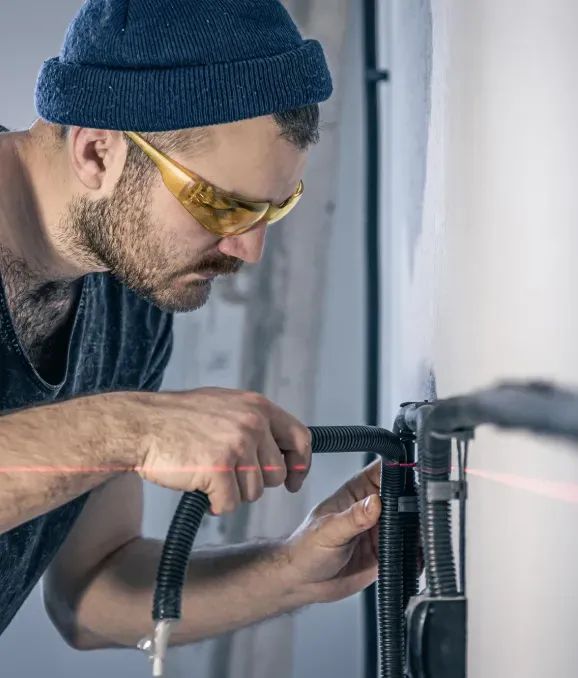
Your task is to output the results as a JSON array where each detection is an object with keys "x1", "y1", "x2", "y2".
[{"x1": 35, "y1": 0, "x2": 333, "y2": 132}]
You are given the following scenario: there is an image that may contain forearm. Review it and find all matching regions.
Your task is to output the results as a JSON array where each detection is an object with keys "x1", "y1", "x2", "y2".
[
  {"x1": 65, "y1": 537, "x2": 308, "y2": 650},
  {"x1": 0, "y1": 393, "x2": 140, "y2": 534}
]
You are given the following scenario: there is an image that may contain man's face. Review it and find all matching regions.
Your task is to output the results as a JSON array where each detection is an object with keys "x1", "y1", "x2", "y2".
[{"x1": 65, "y1": 116, "x2": 307, "y2": 312}]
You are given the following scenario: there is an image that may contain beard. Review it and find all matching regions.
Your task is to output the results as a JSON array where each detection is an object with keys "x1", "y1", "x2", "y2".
[{"x1": 63, "y1": 163, "x2": 243, "y2": 313}]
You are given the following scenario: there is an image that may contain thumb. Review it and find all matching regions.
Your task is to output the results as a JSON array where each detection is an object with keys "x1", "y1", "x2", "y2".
[{"x1": 316, "y1": 494, "x2": 381, "y2": 548}]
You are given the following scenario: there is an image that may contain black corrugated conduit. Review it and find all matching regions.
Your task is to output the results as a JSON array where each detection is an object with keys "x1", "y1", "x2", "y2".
[
  {"x1": 145, "y1": 380, "x2": 578, "y2": 678},
  {"x1": 146, "y1": 424, "x2": 420, "y2": 678}
]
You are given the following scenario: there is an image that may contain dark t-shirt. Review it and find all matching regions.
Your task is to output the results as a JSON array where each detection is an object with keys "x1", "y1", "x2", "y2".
[{"x1": 0, "y1": 130, "x2": 173, "y2": 635}]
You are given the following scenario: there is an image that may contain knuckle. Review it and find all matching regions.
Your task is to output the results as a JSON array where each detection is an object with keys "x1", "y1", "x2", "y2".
[
  {"x1": 351, "y1": 506, "x2": 366, "y2": 528},
  {"x1": 212, "y1": 448, "x2": 236, "y2": 468},
  {"x1": 218, "y1": 434, "x2": 249, "y2": 460},
  {"x1": 240, "y1": 410, "x2": 264, "y2": 431},
  {"x1": 309, "y1": 515, "x2": 325, "y2": 536},
  {"x1": 242, "y1": 390, "x2": 268, "y2": 407}
]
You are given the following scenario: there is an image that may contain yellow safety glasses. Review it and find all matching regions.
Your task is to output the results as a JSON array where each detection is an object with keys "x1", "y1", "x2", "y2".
[{"x1": 124, "y1": 131, "x2": 304, "y2": 237}]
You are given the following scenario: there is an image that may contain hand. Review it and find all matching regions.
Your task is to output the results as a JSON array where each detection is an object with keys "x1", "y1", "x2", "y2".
[
  {"x1": 284, "y1": 459, "x2": 384, "y2": 604},
  {"x1": 131, "y1": 387, "x2": 312, "y2": 515}
]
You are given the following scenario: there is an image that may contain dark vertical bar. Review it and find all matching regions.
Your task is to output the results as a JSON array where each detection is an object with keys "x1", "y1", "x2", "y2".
[{"x1": 362, "y1": 0, "x2": 389, "y2": 677}]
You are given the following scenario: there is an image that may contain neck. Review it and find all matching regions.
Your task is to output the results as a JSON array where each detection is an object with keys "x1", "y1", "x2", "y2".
[{"x1": 0, "y1": 127, "x2": 90, "y2": 290}]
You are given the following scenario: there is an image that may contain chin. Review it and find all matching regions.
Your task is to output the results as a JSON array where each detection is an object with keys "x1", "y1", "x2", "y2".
[{"x1": 133, "y1": 278, "x2": 213, "y2": 313}]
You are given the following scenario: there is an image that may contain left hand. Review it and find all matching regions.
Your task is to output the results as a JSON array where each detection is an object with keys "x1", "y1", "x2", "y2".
[{"x1": 284, "y1": 458, "x2": 384, "y2": 604}]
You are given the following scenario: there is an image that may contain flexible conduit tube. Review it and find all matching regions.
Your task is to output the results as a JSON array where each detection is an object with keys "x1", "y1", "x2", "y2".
[
  {"x1": 400, "y1": 442, "x2": 420, "y2": 609},
  {"x1": 414, "y1": 406, "x2": 458, "y2": 596},
  {"x1": 310, "y1": 426, "x2": 405, "y2": 676},
  {"x1": 148, "y1": 425, "x2": 418, "y2": 678}
]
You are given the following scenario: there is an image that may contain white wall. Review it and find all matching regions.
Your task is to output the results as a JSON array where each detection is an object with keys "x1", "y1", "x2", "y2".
[
  {"x1": 0, "y1": 2, "x2": 367, "y2": 677},
  {"x1": 382, "y1": 1, "x2": 578, "y2": 677}
]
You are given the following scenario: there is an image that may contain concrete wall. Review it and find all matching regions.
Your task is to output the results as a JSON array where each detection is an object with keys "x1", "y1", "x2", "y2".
[
  {"x1": 382, "y1": 1, "x2": 578, "y2": 676},
  {"x1": 0, "y1": 2, "x2": 367, "y2": 677}
]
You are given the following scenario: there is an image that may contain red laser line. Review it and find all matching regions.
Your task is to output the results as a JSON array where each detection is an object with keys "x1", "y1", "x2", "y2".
[
  {"x1": 1, "y1": 463, "x2": 575, "y2": 504},
  {"x1": 0, "y1": 461, "x2": 417, "y2": 473},
  {"x1": 465, "y1": 467, "x2": 578, "y2": 504}
]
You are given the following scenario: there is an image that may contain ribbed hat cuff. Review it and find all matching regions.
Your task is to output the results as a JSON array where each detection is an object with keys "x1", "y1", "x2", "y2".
[{"x1": 35, "y1": 40, "x2": 332, "y2": 131}]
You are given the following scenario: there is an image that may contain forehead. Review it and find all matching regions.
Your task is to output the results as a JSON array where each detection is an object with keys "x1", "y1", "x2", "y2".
[{"x1": 182, "y1": 116, "x2": 307, "y2": 203}]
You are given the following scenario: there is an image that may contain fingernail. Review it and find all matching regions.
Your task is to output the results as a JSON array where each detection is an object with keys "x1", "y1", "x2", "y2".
[{"x1": 363, "y1": 495, "x2": 377, "y2": 514}]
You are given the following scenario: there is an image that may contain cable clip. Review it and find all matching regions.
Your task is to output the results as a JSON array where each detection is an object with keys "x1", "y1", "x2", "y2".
[
  {"x1": 398, "y1": 496, "x2": 419, "y2": 513},
  {"x1": 426, "y1": 480, "x2": 467, "y2": 503},
  {"x1": 430, "y1": 427, "x2": 475, "y2": 442}
]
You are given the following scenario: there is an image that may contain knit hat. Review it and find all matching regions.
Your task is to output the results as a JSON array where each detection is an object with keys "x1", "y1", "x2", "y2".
[{"x1": 35, "y1": 0, "x2": 333, "y2": 132}]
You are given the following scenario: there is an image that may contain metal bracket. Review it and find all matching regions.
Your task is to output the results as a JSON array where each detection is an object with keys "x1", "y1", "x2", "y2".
[{"x1": 366, "y1": 68, "x2": 390, "y2": 82}]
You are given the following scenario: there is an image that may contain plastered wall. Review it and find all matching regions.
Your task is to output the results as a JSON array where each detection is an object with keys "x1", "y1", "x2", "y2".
[{"x1": 382, "y1": 1, "x2": 578, "y2": 675}]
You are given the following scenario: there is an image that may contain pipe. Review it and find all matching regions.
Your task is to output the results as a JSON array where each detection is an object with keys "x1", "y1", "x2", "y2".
[
  {"x1": 361, "y1": 0, "x2": 391, "y2": 672},
  {"x1": 141, "y1": 424, "x2": 420, "y2": 678},
  {"x1": 414, "y1": 405, "x2": 458, "y2": 596}
]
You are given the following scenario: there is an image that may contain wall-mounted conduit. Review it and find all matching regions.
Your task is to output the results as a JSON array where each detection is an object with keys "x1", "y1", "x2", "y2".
[{"x1": 362, "y1": 0, "x2": 390, "y2": 675}]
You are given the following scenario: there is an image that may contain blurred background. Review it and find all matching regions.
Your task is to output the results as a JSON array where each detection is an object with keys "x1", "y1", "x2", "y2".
[
  {"x1": 3, "y1": 1, "x2": 578, "y2": 678},
  {"x1": 0, "y1": 1, "x2": 391, "y2": 676}
]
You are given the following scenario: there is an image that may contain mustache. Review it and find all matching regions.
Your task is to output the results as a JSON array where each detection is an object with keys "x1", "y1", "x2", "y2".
[{"x1": 189, "y1": 253, "x2": 244, "y2": 277}]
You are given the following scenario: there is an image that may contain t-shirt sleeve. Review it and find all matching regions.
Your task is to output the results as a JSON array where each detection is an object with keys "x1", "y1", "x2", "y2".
[{"x1": 142, "y1": 312, "x2": 174, "y2": 392}]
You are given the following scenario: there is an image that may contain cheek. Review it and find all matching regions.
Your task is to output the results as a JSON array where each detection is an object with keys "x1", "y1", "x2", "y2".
[{"x1": 147, "y1": 183, "x2": 218, "y2": 252}]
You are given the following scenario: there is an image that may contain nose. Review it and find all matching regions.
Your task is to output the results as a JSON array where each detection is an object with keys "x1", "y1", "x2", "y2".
[{"x1": 217, "y1": 222, "x2": 268, "y2": 264}]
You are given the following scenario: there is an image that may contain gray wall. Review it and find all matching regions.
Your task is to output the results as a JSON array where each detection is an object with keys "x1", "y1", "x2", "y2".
[{"x1": 0, "y1": 2, "x2": 368, "y2": 677}]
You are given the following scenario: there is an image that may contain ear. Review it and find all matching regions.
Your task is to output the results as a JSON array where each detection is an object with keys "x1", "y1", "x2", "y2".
[{"x1": 67, "y1": 127, "x2": 127, "y2": 193}]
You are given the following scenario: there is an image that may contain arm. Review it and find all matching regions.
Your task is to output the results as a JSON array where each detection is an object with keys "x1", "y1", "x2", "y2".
[
  {"x1": 0, "y1": 393, "x2": 141, "y2": 535},
  {"x1": 44, "y1": 473, "x2": 308, "y2": 650},
  {"x1": 0, "y1": 313, "x2": 172, "y2": 536}
]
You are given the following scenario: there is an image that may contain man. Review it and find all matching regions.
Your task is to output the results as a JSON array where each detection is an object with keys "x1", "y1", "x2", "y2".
[{"x1": 0, "y1": 0, "x2": 384, "y2": 654}]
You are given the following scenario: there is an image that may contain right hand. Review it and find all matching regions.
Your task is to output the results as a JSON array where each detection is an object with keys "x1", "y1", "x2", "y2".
[{"x1": 132, "y1": 387, "x2": 312, "y2": 515}]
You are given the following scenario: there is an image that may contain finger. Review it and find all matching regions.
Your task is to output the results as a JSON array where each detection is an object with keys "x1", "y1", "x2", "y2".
[
  {"x1": 265, "y1": 404, "x2": 312, "y2": 492},
  {"x1": 236, "y1": 448, "x2": 264, "y2": 503},
  {"x1": 258, "y1": 428, "x2": 288, "y2": 489},
  {"x1": 283, "y1": 432, "x2": 311, "y2": 493},
  {"x1": 314, "y1": 494, "x2": 381, "y2": 548},
  {"x1": 366, "y1": 458, "x2": 382, "y2": 488},
  {"x1": 370, "y1": 521, "x2": 380, "y2": 560},
  {"x1": 204, "y1": 466, "x2": 241, "y2": 515},
  {"x1": 333, "y1": 459, "x2": 382, "y2": 505}
]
